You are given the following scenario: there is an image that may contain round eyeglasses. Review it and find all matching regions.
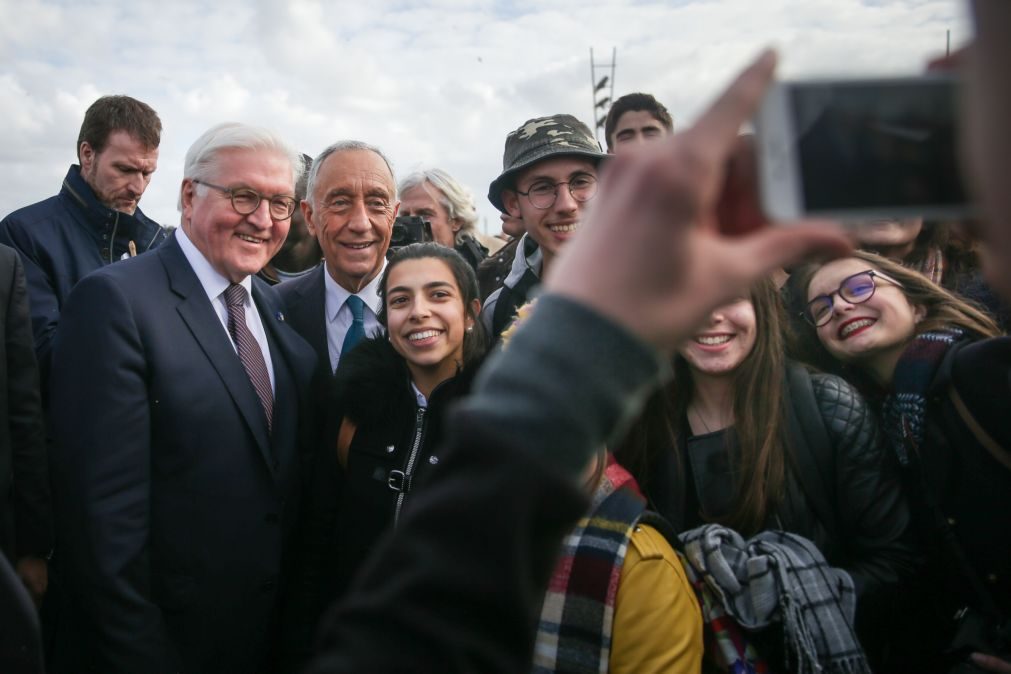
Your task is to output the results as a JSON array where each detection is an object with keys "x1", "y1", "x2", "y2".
[
  {"x1": 803, "y1": 269, "x2": 902, "y2": 327},
  {"x1": 514, "y1": 173, "x2": 598, "y2": 210},
  {"x1": 194, "y1": 180, "x2": 297, "y2": 220}
]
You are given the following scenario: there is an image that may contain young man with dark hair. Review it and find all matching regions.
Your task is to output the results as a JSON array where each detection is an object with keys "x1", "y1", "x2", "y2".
[
  {"x1": 0, "y1": 95, "x2": 167, "y2": 393},
  {"x1": 481, "y1": 114, "x2": 606, "y2": 340},
  {"x1": 604, "y1": 92, "x2": 674, "y2": 154}
]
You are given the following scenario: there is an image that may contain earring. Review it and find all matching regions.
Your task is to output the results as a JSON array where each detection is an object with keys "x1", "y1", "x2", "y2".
[{"x1": 466, "y1": 326, "x2": 474, "y2": 333}]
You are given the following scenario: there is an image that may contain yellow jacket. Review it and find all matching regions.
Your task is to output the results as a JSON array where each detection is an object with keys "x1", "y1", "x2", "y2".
[{"x1": 610, "y1": 523, "x2": 704, "y2": 674}]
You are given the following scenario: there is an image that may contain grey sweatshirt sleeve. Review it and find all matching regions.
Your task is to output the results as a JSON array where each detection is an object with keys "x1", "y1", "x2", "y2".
[{"x1": 458, "y1": 294, "x2": 670, "y2": 476}]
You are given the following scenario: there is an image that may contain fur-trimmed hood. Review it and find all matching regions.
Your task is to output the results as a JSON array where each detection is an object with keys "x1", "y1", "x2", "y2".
[{"x1": 331, "y1": 336, "x2": 482, "y2": 430}]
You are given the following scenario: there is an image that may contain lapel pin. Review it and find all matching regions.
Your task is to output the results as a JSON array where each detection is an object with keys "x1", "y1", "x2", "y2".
[{"x1": 276, "y1": 311, "x2": 285, "y2": 322}]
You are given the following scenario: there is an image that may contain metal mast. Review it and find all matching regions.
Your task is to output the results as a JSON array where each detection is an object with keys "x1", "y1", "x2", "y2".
[{"x1": 589, "y1": 47, "x2": 617, "y2": 144}]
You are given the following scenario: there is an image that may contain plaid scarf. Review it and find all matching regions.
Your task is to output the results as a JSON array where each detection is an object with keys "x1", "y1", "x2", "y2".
[
  {"x1": 675, "y1": 553, "x2": 768, "y2": 674},
  {"x1": 678, "y1": 550, "x2": 770, "y2": 674},
  {"x1": 882, "y1": 328, "x2": 963, "y2": 466},
  {"x1": 680, "y1": 525, "x2": 870, "y2": 674},
  {"x1": 532, "y1": 457, "x2": 645, "y2": 673}
]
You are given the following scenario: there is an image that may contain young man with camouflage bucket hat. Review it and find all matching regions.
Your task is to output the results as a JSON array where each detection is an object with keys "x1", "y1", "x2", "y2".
[{"x1": 481, "y1": 114, "x2": 606, "y2": 340}]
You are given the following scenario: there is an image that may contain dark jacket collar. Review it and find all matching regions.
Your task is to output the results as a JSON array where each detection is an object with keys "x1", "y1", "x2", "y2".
[
  {"x1": 333, "y1": 336, "x2": 482, "y2": 429},
  {"x1": 60, "y1": 164, "x2": 167, "y2": 253}
]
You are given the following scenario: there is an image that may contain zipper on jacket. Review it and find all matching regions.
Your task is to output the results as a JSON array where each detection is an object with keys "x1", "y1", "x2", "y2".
[
  {"x1": 142, "y1": 223, "x2": 166, "y2": 252},
  {"x1": 392, "y1": 407, "x2": 426, "y2": 527},
  {"x1": 108, "y1": 211, "x2": 120, "y2": 264}
]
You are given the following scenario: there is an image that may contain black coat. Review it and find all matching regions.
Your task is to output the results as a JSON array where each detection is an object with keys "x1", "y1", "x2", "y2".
[
  {"x1": 641, "y1": 366, "x2": 916, "y2": 665},
  {"x1": 283, "y1": 337, "x2": 479, "y2": 667},
  {"x1": 646, "y1": 369, "x2": 915, "y2": 599},
  {"x1": 0, "y1": 244, "x2": 50, "y2": 563},
  {"x1": 886, "y1": 336, "x2": 1011, "y2": 673},
  {"x1": 332, "y1": 337, "x2": 479, "y2": 592},
  {"x1": 306, "y1": 406, "x2": 587, "y2": 674}
]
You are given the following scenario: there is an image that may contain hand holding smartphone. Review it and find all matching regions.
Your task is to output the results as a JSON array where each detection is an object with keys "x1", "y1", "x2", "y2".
[{"x1": 755, "y1": 74, "x2": 969, "y2": 222}]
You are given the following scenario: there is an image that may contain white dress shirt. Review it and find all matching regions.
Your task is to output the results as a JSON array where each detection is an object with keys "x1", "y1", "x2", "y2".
[
  {"x1": 324, "y1": 259, "x2": 385, "y2": 372},
  {"x1": 176, "y1": 227, "x2": 275, "y2": 391},
  {"x1": 410, "y1": 381, "x2": 428, "y2": 409}
]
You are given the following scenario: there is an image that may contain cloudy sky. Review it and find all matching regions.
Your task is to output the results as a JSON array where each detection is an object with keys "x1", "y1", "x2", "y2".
[{"x1": 0, "y1": 0, "x2": 971, "y2": 234}]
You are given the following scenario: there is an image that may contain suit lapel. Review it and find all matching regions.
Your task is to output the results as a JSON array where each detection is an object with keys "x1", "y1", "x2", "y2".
[
  {"x1": 292, "y1": 266, "x2": 329, "y2": 369},
  {"x1": 159, "y1": 235, "x2": 274, "y2": 468},
  {"x1": 253, "y1": 279, "x2": 315, "y2": 396}
]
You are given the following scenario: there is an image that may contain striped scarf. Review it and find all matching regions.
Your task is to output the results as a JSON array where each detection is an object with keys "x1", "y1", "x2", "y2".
[
  {"x1": 882, "y1": 328, "x2": 963, "y2": 466},
  {"x1": 908, "y1": 245, "x2": 946, "y2": 286},
  {"x1": 532, "y1": 457, "x2": 645, "y2": 673}
]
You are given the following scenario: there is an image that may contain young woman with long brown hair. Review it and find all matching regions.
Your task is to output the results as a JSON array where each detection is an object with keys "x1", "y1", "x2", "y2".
[{"x1": 615, "y1": 276, "x2": 917, "y2": 667}]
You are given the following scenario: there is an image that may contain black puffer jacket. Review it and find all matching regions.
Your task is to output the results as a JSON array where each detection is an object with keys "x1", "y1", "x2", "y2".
[{"x1": 777, "y1": 370, "x2": 916, "y2": 600}]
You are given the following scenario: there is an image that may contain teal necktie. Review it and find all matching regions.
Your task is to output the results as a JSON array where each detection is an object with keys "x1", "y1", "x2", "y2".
[{"x1": 341, "y1": 295, "x2": 366, "y2": 356}]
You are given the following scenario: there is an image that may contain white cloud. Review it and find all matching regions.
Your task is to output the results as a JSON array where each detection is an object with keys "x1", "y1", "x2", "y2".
[{"x1": 0, "y1": 0, "x2": 972, "y2": 232}]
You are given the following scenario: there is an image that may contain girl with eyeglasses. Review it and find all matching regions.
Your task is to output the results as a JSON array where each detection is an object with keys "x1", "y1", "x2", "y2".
[
  {"x1": 794, "y1": 250, "x2": 1009, "y2": 673},
  {"x1": 614, "y1": 275, "x2": 916, "y2": 671}
]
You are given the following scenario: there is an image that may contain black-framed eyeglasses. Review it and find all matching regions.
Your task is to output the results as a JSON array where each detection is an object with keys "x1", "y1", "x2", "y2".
[
  {"x1": 803, "y1": 269, "x2": 902, "y2": 327},
  {"x1": 193, "y1": 180, "x2": 297, "y2": 221},
  {"x1": 514, "y1": 173, "x2": 598, "y2": 210}
]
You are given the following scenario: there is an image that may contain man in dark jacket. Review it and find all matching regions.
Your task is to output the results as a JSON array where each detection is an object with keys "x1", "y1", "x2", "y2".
[{"x1": 0, "y1": 95, "x2": 167, "y2": 398}]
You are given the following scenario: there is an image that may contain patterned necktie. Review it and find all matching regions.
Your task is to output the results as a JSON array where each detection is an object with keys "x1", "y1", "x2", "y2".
[
  {"x1": 341, "y1": 295, "x2": 366, "y2": 356},
  {"x1": 224, "y1": 284, "x2": 273, "y2": 431}
]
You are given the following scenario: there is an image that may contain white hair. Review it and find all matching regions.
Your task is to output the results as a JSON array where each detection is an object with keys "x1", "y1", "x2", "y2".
[
  {"x1": 305, "y1": 140, "x2": 396, "y2": 207},
  {"x1": 177, "y1": 122, "x2": 305, "y2": 210},
  {"x1": 398, "y1": 168, "x2": 479, "y2": 245}
]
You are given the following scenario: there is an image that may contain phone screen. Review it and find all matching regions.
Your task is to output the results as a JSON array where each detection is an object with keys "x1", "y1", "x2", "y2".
[{"x1": 790, "y1": 77, "x2": 966, "y2": 213}]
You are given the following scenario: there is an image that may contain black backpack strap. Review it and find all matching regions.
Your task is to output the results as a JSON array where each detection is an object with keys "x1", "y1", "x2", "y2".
[
  {"x1": 491, "y1": 269, "x2": 539, "y2": 338},
  {"x1": 784, "y1": 363, "x2": 841, "y2": 541}
]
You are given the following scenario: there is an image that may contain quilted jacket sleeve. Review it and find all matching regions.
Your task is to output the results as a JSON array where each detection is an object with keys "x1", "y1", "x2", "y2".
[{"x1": 811, "y1": 373, "x2": 919, "y2": 600}]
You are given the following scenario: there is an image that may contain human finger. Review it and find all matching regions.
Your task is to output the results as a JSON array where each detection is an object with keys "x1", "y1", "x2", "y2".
[
  {"x1": 715, "y1": 134, "x2": 766, "y2": 236},
  {"x1": 970, "y1": 653, "x2": 1011, "y2": 674},
  {"x1": 928, "y1": 46, "x2": 968, "y2": 71},
  {"x1": 689, "y1": 49, "x2": 777, "y2": 159},
  {"x1": 730, "y1": 221, "x2": 851, "y2": 282}
]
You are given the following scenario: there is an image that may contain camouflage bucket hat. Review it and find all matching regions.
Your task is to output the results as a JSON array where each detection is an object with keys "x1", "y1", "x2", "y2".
[{"x1": 487, "y1": 114, "x2": 606, "y2": 212}]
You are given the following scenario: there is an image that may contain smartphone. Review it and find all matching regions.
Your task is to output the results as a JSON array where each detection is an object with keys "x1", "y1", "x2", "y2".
[{"x1": 755, "y1": 74, "x2": 969, "y2": 222}]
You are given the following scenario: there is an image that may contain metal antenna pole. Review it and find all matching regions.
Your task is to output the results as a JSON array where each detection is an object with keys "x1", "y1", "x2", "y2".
[{"x1": 589, "y1": 47, "x2": 617, "y2": 144}]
